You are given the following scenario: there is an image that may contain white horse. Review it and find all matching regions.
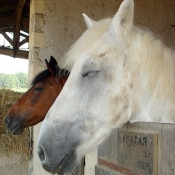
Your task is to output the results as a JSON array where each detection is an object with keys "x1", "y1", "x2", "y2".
[{"x1": 38, "y1": 0, "x2": 175, "y2": 174}]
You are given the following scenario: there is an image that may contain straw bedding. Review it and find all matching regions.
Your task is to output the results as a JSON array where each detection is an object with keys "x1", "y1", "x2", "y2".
[{"x1": 0, "y1": 89, "x2": 30, "y2": 156}]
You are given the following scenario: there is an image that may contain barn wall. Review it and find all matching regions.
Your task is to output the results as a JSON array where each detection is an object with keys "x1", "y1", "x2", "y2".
[
  {"x1": 29, "y1": 0, "x2": 175, "y2": 175},
  {"x1": 28, "y1": 0, "x2": 47, "y2": 175},
  {"x1": 0, "y1": 145, "x2": 29, "y2": 175},
  {"x1": 0, "y1": 153, "x2": 29, "y2": 175},
  {"x1": 38, "y1": 0, "x2": 175, "y2": 63}
]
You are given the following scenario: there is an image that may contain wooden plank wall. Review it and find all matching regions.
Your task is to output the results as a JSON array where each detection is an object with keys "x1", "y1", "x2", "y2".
[{"x1": 96, "y1": 123, "x2": 175, "y2": 175}]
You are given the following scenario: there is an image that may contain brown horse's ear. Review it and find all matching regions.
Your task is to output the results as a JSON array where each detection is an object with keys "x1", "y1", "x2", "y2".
[
  {"x1": 50, "y1": 56, "x2": 60, "y2": 69},
  {"x1": 45, "y1": 59, "x2": 49, "y2": 68},
  {"x1": 45, "y1": 56, "x2": 59, "y2": 76},
  {"x1": 45, "y1": 58, "x2": 53, "y2": 75}
]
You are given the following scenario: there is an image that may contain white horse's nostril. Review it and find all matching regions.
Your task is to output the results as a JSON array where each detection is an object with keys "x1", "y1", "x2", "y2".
[{"x1": 38, "y1": 146, "x2": 45, "y2": 162}]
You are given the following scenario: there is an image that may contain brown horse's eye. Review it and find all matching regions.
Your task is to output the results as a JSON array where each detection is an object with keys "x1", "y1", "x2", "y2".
[
  {"x1": 34, "y1": 82, "x2": 44, "y2": 92},
  {"x1": 34, "y1": 87, "x2": 43, "y2": 92}
]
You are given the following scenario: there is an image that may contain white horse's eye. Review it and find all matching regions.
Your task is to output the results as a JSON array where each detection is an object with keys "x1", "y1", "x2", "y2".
[{"x1": 82, "y1": 71, "x2": 99, "y2": 78}]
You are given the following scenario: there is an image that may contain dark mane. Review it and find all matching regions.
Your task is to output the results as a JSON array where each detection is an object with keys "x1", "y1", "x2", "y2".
[
  {"x1": 31, "y1": 68, "x2": 70, "y2": 87},
  {"x1": 31, "y1": 69, "x2": 51, "y2": 86}
]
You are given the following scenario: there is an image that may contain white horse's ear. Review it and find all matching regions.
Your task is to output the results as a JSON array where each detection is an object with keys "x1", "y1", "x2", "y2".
[
  {"x1": 82, "y1": 13, "x2": 97, "y2": 28},
  {"x1": 107, "y1": 0, "x2": 134, "y2": 42}
]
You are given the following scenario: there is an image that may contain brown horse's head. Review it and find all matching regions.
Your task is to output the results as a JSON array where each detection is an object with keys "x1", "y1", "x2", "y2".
[{"x1": 4, "y1": 56, "x2": 69, "y2": 135}]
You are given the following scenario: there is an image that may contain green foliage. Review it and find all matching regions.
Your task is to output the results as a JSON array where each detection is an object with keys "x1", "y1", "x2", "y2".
[{"x1": 0, "y1": 72, "x2": 27, "y2": 90}]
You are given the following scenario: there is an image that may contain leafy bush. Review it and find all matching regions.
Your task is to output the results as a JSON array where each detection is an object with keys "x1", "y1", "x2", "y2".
[{"x1": 0, "y1": 72, "x2": 27, "y2": 89}]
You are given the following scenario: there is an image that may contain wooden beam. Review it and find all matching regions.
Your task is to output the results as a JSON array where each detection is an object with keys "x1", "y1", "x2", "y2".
[
  {"x1": 21, "y1": 18, "x2": 29, "y2": 32},
  {"x1": 0, "y1": 5, "x2": 17, "y2": 12},
  {"x1": 0, "y1": 17, "x2": 14, "y2": 27},
  {"x1": 20, "y1": 33, "x2": 29, "y2": 38},
  {"x1": 0, "y1": 28, "x2": 13, "y2": 45},
  {"x1": 20, "y1": 32, "x2": 29, "y2": 38},
  {"x1": 13, "y1": 0, "x2": 26, "y2": 58},
  {"x1": 0, "y1": 46, "x2": 28, "y2": 59},
  {"x1": 0, "y1": 28, "x2": 13, "y2": 33},
  {"x1": 19, "y1": 36, "x2": 29, "y2": 47}
]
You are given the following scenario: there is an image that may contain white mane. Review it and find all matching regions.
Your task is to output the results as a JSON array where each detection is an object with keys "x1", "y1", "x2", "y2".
[{"x1": 129, "y1": 27, "x2": 175, "y2": 102}]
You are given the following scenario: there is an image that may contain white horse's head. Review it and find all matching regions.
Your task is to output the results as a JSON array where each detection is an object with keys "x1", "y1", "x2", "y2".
[{"x1": 38, "y1": 0, "x2": 175, "y2": 174}]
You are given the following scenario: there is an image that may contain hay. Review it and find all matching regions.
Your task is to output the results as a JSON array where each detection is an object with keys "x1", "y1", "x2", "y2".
[{"x1": 0, "y1": 89, "x2": 30, "y2": 156}]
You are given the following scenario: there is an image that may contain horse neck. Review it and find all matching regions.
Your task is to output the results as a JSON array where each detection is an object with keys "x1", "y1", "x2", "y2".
[
  {"x1": 61, "y1": 75, "x2": 68, "y2": 85},
  {"x1": 128, "y1": 27, "x2": 175, "y2": 124},
  {"x1": 56, "y1": 75, "x2": 68, "y2": 88}
]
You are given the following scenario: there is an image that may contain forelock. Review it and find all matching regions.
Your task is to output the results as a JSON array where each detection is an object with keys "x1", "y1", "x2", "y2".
[{"x1": 31, "y1": 70, "x2": 51, "y2": 86}]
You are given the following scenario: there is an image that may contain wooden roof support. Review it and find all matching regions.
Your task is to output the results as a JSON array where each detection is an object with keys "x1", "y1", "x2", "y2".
[
  {"x1": 0, "y1": 46, "x2": 28, "y2": 59},
  {"x1": 0, "y1": 28, "x2": 13, "y2": 33},
  {"x1": 0, "y1": 16, "x2": 14, "y2": 27},
  {"x1": 19, "y1": 36, "x2": 29, "y2": 47},
  {"x1": 20, "y1": 32, "x2": 28, "y2": 38},
  {"x1": 13, "y1": 0, "x2": 26, "y2": 58},
  {"x1": 0, "y1": 28, "x2": 13, "y2": 45}
]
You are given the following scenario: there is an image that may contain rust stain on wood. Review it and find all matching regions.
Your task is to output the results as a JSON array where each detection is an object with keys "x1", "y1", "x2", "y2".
[{"x1": 99, "y1": 159, "x2": 142, "y2": 175}]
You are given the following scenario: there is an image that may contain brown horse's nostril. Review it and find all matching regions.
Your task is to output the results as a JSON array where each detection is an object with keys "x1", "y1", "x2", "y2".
[
  {"x1": 4, "y1": 115, "x2": 11, "y2": 126},
  {"x1": 38, "y1": 146, "x2": 45, "y2": 162}
]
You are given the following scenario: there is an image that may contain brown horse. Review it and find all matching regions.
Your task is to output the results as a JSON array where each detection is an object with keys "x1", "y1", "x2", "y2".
[{"x1": 4, "y1": 56, "x2": 69, "y2": 135}]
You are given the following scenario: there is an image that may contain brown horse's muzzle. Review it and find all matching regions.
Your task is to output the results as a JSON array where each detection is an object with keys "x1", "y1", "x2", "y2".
[
  {"x1": 4, "y1": 114, "x2": 23, "y2": 135},
  {"x1": 4, "y1": 115, "x2": 10, "y2": 126}
]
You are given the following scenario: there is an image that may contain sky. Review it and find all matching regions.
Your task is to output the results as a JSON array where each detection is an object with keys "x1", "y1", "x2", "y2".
[
  {"x1": 0, "y1": 33, "x2": 29, "y2": 74},
  {"x1": 0, "y1": 55, "x2": 28, "y2": 74}
]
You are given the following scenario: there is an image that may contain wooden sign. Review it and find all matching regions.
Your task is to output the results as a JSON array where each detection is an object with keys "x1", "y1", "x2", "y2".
[{"x1": 118, "y1": 131, "x2": 158, "y2": 175}]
